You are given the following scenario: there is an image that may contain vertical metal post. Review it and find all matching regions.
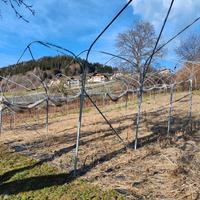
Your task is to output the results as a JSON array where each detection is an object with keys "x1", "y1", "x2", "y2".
[
  {"x1": 188, "y1": 79, "x2": 193, "y2": 124},
  {"x1": 13, "y1": 111, "x2": 16, "y2": 129},
  {"x1": 0, "y1": 95, "x2": 3, "y2": 135},
  {"x1": 66, "y1": 100, "x2": 69, "y2": 115},
  {"x1": 134, "y1": 87, "x2": 143, "y2": 150},
  {"x1": 46, "y1": 98, "x2": 49, "y2": 134},
  {"x1": 36, "y1": 107, "x2": 39, "y2": 124},
  {"x1": 74, "y1": 64, "x2": 86, "y2": 175},
  {"x1": 167, "y1": 84, "x2": 174, "y2": 135},
  {"x1": 10, "y1": 111, "x2": 15, "y2": 130},
  {"x1": 102, "y1": 93, "x2": 105, "y2": 108},
  {"x1": 104, "y1": 93, "x2": 107, "y2": 108},
  {"x1": 134, "y1": 65, "x2": 145, "y2": 150},
  {"x1": 125, "y1": 92, "x2": 128, "y2": 109},
  {"x1": 149, "y1": 90, "x2": 152, "y2": 102},
  {"x1": 0, "y1": 108, "x2": 2, "y2": 135},
  {"x1": 10, "y1": 111, "x2": 12, "y2": 129}
]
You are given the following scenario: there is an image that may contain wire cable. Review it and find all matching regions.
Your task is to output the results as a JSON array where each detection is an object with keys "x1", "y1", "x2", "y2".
[
  {"x1": 143, "y1": 0, "x2": 175, "y2": 77},
  {"x1": 86, "y1": 0, "x2": 133, "y2": 61}
]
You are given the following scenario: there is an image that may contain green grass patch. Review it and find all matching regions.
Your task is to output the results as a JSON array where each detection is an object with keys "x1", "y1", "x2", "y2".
[{"x1": 0, "y1": 145, "x2": 124, "y2": 200}]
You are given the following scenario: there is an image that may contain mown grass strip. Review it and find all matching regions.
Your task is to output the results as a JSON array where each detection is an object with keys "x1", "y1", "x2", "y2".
[{"x1": 0, "y1": 145, "x2": 124, "y2": 200}]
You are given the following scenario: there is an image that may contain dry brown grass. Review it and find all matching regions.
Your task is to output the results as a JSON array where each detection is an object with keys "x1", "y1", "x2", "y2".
[{"x1": 1, "y1": 91, "x2": 200, "y2": 199}]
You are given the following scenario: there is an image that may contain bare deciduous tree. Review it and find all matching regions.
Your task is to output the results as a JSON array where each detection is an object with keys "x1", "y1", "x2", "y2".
[
  {"x1": 176, "y1": 34, "x2": 200, "y2": 61},
  {"x1": 116, "y1": 21, "x2": 164, "y2": 73},
  {"x1": 1, "y1": 0, "x2": 35, "y2": 22}
]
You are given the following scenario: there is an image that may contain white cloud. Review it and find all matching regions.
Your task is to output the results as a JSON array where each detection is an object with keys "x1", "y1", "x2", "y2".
[
  {"x1": 0, "y1": 0, "x2": 134, "y2": 66},
  {"x1": 131, "y1": 0, "x2": 200, "y2": 34},
  {"x1": 129, "y1": 0, "x2": 200, "y2": 65}
]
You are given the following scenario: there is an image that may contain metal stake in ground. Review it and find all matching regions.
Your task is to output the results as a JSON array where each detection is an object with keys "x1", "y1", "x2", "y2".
[
  {"x1": 74, "y1": 64, "x2": 87, "y2": 176},
  {"x1": 167, "y1": 84, "x2": 174, "y2": 135},
  {"x1": 0, "y1": 108, "x2": 2, "y2": 135},
  {"x1": 125, "y1": 92, "x2": 128, "y2": 109},
  {"x1": 188, "y1": 78, "x2": 193, "y2": 126},
  {"x1": 46, "y1": 98, "x2": 49, "y2": 134},
  {"x1": 74, "y1": 0, "x2": 133, "y2": 174},
  {"x1": 0, "y1": 96, "x2": 3, "y2": 135},
  {"x1": 134, "y1": 86, "x2": 143, "y2": 150}
]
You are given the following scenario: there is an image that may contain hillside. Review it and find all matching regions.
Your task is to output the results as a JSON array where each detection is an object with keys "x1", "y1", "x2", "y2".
[
  {"x1": 0, "y1": 55, "x2": 116, "y2": 92},
  {"x1": 0, "y1": 56, "x2": 115, "y2": 77}
]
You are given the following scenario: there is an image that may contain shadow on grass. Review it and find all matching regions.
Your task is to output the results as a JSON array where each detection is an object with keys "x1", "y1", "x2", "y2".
[
  {"x1": 0, "y1": 172, "x2": 72, "y2": 195},
  {"x1": 0, "y1": 113, "x2": 199, "y2": 196},
  {"x1": 0, "y1": 146, "x2": 126, "y2": 195},
  {"x1": 0, "y1": 162, "x2": 41, "y2": 185}
]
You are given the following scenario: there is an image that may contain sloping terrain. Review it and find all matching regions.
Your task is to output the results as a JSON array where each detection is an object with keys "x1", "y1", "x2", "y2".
[
  {"x1": 0, "y1": 91, "x2": 200, "y2": 199},
  {"x1": 0, "y1": 145, "x2": 124, "y2": 200}
]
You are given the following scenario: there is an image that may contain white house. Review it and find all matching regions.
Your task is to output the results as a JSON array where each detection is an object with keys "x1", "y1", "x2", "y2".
[
  {"x1": 88, "y1": 73, "x2": 109, "y2": 83},
  {"x1": 63, "y1": 77, "x2": 80, "y2": 88}
]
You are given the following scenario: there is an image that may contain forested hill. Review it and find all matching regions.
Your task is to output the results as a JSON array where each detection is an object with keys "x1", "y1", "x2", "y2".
[{"x1": 0, "y1": 55, "x2": 116, "y2": 77}]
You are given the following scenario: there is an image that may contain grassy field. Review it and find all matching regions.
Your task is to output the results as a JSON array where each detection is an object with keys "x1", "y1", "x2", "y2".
[
  {"x1": 0, "y1": 145, "x2": 124, "y2": 200},
  {"x1": 1, "y1": 91, "x2": 200, "y2": 199}
]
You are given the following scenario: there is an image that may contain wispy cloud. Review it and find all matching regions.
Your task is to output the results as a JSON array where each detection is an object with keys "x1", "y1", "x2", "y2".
[
  {"x1": 0, "y1": 0, "x2": 134, "y2": 67},
  {"x1": 2, "y1": 0, "x2": 198, "y2": 67},
  {"x1": 129, "y1": 0, "x2": 200, "y2": 65},
  {"x1": 131, "y1": 0, "x2": 200, "y2": 35}
]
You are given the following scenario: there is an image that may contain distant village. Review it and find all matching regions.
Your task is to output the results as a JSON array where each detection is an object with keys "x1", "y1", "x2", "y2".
[{"x1": 48, "y1": 68, "x2": 172, "y2": 88}]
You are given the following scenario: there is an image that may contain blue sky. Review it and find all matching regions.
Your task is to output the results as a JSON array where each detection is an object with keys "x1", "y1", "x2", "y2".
[{"x1": 0, "y1": 0, "x2": 200, "y2": 69}]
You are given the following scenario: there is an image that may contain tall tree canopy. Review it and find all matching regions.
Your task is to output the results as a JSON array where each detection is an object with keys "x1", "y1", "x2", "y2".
[
  {"x1": 175, "y1": 33, "x2": 200, "y2": 89},
  {"x1": 176, "y1": 34, "x2": 200, "y2": 61},
  {"x1": 116, "y1": 21, "x2": 164, "y2": 73}
]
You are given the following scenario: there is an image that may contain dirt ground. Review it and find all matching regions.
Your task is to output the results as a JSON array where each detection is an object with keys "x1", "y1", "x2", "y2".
[{"x1": 1, "y1": 91, "x2": 200, "y2": 199}]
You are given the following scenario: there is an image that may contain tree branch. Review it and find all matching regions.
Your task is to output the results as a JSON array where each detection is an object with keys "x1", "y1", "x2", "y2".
[{"x1": 1, "y1": 0, "x2": 35, "y2": 22}]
